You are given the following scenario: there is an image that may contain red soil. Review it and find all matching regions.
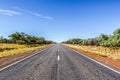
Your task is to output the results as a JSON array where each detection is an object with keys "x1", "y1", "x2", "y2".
[
  {"x1": 0, "y1": 46, "x2": 51, "y2": 68},
  {"x1": 69, "y1": 47, "x2": 120, "y2": 70}
]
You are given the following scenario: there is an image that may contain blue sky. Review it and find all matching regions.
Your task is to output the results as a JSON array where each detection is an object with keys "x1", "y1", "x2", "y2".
[{"x1": 0, "y1": 0, "x2": 120, "y2": 42}]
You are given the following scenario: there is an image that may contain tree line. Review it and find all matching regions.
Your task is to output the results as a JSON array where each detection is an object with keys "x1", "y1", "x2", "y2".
[
  {"x1": 63, "y1": 28, "x2": 120, "y2": 47},
  {"x1": 0, "y1": 32, "x2": 53, "y2": 44}
]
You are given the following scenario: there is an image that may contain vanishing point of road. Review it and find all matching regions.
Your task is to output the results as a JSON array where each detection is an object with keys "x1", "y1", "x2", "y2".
[{"x1": 0, "y1": 44, "x2": 120, "y2": 80}]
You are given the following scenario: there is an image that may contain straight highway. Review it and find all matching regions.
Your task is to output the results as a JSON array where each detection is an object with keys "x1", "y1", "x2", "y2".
[{"x1": 0, "y1": 44, "x2": 120, "y2": 80}]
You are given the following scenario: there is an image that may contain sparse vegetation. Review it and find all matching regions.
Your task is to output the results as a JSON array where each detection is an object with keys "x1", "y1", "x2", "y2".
[
  {"x1": 0, "y1": 44, "x2": 51, "y2": 57},
  {"x1": 63, "y1": 28, "x2": 120, "y2": 47},
  {"x1": 63, "y1": 28, "x2": 120, "y2": 60},
  {"x1": 0, "y1": 32, "x2": 54, "y2": 58},
  {"x1": 0, "y1": 32, "x2": 53, "y2": 44},
  {"x1": 64, "y1": 44, "x2": 120, "y2": 59}
]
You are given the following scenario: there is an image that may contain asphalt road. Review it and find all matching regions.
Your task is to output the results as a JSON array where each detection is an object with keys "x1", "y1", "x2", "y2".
[{"x1": 0, "y1": 44, "x2": 120, "y2": 80}]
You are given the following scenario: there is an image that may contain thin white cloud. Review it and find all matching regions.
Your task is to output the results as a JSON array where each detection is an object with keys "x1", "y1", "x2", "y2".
[
  {"x1": 13, "y1": 7, "x2": 53, "y2": 20},
  {"x1": 30, "y1": 12, "x2": 42, "y2": 17},
  {"x1": 30, "y1": 11, "x2": 53, "y2": 20},
  {"x1": 3, "y1": 13, "x2": 13, "y2": 16},
  {"x1": 0, "y1": 9, "x2": 22, "y2": 16},
  {"x1": 1, "y1": 7, "x2": 53, "y2": 19},
  {"x1": 44, "y1": 16, "x2": 53, "y2": 20}
]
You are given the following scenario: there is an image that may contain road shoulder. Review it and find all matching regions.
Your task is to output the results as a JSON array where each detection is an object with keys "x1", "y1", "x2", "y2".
[
  {"x1": 0, "y1": 45, "x2": 53, "y2": 69},
  {"x1": 64, "y1": 44, "x2": 120, "y2": 71}
]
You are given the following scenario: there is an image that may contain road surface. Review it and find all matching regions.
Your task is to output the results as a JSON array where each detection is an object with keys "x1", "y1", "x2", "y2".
[{"x1": 0, "y1": 44, "x2": 120, "y2": 80}]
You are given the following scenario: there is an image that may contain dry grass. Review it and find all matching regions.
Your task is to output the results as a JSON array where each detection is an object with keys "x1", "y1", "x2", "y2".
[
  {"x1": 64, "y1": 44, "x2": 120, "y2": 60},
  {"x1": 0, "y1": 43, "x2": 51, "y2": 58}
]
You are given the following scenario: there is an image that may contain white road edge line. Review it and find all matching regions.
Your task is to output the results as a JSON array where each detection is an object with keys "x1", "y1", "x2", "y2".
[
  {"x1": 0, "y1": 46, "x2": 52, "y2": 71},
  {"x1": 68, "y1": 47, "x2": 120, "y2": 75}
]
